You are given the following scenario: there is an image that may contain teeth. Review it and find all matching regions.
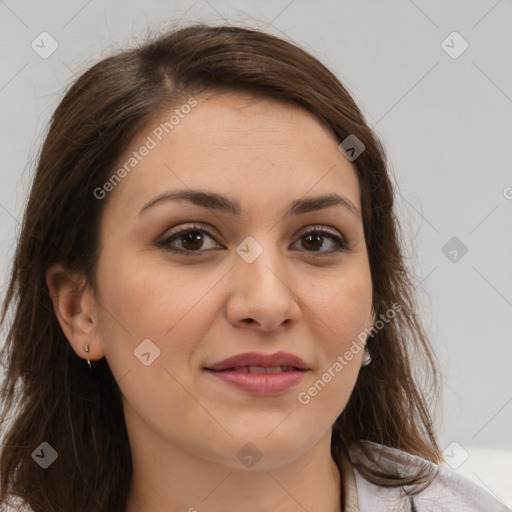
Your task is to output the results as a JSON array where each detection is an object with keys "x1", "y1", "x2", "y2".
[
  {"x1": 249, "y1": 366, "x2": 268, "y2": 374},
  {"x1": 264, "y1": 366, "x2": 283, "y2": 374},
  {"x1": 231, "y1": 366, "x2": 292, "y2": 373}
]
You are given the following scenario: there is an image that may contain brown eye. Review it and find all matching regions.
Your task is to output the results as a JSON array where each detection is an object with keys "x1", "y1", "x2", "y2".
[
  {"x1": 176, "y1": 230, "x2": 209, "y2": 251},
  {"x1": 159, "y1": 224, "x2": 220, "y2": 255},
  {"x1": 292, "y1": 227, "x2": 348, "y2": 256},
  {"x1": 158, "y1": 223, "x2": 349, "y2": 257}
]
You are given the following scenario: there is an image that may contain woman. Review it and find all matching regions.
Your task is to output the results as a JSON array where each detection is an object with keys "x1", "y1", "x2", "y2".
[{"x1": 0, "y1": 23, "x2": 507, "y2": 512}]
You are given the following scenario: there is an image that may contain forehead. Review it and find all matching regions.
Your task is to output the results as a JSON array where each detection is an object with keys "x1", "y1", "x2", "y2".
[{"x1": 102, "y1": 92, "x2": 361, "y2": 221}]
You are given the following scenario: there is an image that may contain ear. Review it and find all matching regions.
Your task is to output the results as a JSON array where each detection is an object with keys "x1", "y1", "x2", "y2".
[{"x1": 45, "y1": 263, "x2": 105, "y2": 362}]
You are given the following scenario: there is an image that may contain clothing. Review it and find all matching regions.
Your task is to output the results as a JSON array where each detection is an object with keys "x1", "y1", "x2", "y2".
[{"x1": 339, "y1": 441, "x2": 509, "y2": 511}]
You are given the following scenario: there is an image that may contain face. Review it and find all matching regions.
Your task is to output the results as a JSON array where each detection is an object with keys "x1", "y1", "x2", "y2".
[{"x1": 89, "y1": 92, "x2": 374, "y2": 470}]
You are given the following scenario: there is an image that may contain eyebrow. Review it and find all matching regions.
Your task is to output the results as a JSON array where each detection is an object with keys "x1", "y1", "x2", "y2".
[{"x1": 138, "y1": 189, "x2": 362, "y2": 220}]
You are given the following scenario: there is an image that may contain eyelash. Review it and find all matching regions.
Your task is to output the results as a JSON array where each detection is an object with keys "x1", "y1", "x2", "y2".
[{"x1": 158, "y1": 223, "x2": 350, "y2": 258}]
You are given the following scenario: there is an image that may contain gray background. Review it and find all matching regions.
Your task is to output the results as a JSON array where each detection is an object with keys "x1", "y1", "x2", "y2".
[{"x1": 1, "y1": 0, "x2": 511, "y2": 507}]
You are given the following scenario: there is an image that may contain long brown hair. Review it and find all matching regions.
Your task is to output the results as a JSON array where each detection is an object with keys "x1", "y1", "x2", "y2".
[{"x1": 0, "y1": 23, "x2": 442, "y2": 511}]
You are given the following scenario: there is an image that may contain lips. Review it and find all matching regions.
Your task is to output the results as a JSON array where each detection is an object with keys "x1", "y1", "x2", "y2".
[
  {"x1": 204, "y1": 351, "x2": 310, "y2": 396},
  {"x1": 224, "y1": 365, "x2": 297, "y2": 374},
  {"x1": 204, "y1": 351, "x2": 310, "y2": 372}
]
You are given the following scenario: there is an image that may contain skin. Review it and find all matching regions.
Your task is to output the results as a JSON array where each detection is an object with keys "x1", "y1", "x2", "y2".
[{"x1": 46, "y1": 92, "x2": 375, "y2": 512}]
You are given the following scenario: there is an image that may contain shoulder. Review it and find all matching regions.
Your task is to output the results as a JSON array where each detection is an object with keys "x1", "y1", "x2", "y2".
[{"x1": 346, "y1": 441, "x2": 509, "y2": 512}]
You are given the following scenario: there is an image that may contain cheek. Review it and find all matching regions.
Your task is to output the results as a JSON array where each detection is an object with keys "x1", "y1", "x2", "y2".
[
  {"x1": 96, "y1": 246, "x2": 219, "y2": 340},
  {"x1": 93, "y1": 251, "x2": 220, "y2": 439},
  {"x1": 308, "y1": 266, "x2": 373, "y2": 348},
  {"x1": 291, "y1": 265, "x2": 371, "y2": 415},
  {"x1": 94, "y1": 247, "x2": 234, "y2": 403}
]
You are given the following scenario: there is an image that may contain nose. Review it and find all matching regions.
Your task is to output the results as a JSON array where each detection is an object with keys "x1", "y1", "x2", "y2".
[{"x1": 225, "y1": 239, "x2": 302, "y2": 332}]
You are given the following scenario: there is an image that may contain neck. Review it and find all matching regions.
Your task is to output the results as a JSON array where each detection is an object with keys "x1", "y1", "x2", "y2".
[{"x1": 124, "y1": 418, "x2": 342, "y2": 512}]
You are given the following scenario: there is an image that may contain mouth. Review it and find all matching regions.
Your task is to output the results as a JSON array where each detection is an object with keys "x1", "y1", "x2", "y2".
[
  {"x1": 204, "y1": 366, "x2": 308, "y2": 395},
  {"x1": 204, "y1": 350, "x2": 310, "y2": 372},
  {"x1": 203, "y1": 351, "x2": 310, "y2": 395},
  {"x1": 206, "y1": 365, "x2": 306, "y2": 374}
]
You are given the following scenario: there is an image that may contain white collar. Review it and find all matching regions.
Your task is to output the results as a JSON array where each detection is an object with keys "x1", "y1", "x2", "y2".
[{"x1": 337, "y1": 441, "x2": 509, "y2": 512}]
